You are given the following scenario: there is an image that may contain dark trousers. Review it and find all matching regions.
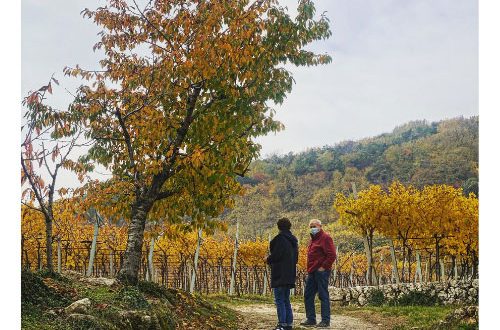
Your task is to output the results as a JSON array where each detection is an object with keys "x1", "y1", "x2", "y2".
[
  {"x1": 274, "y1": 287, "x2": 293, "y2": 326},
  {"x1": 304, "y1": 270, "x2": 331, "y2": 323}
]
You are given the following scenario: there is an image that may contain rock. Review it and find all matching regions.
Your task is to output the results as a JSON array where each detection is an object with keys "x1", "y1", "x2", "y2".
[
  {"x1": 437, "y1": 291, "x2": 448, "y2": 301},
  {"x1": 46, "y1": 308, "x2": 64, "y2": 316},
  {"x1": 358, "y1": 294, "x2": 367, "y2": 306},
  {"x1": 83, "y1": 277, "x2": 117, "y2": 286},
  {"x1": 67, "y1": 313, "x2": 100, "y2": 324},
  {"x1": 63, "y1": 270, "x2": 83, "y2": 278},
  {"x1": 330, "y1": 291, "x2": 345, "y2": 301},
  {"x1": 328, "y1": 279, "x2": 477, "y2": 306},
  {"x1": 65, "y1": 298, "x2": 91, "y2": 314},
  {"x1": 119, "y1": 310, "x2": 160, "y2": 329},
  {"x1": 45, "y1": 310, "x2": 58, "y2": 317}
]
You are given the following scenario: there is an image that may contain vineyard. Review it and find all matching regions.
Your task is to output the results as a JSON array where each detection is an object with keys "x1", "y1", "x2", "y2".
[{"x1": 21, "y1": 181, "x2": 478, "y2": 296}]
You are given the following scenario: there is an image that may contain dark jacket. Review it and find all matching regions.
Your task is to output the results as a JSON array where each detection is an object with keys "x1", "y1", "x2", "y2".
[
  {"x1": 266, "y1": 230, "x2": 298, "y2": 288},
  {"x1": 306, "y1": 229, "x2": 336, "y2": 273}
]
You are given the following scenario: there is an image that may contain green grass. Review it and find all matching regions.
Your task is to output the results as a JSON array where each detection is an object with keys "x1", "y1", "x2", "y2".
[
  {"x1": 206, "y1": 293, "x2": 275, "y2": 306},
  {"x1": 336, "y1": 305, "x2": 472, "y2": 330},
  {"x1": 79, "y1": 286, "x2": 116, "y2": 304},
  {"x1": 205, "y1": 292, "x2": 305, "y2": 305}
]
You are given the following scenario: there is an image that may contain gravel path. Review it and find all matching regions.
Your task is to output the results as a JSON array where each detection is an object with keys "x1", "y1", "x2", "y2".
[{"x1": 234, "y1": 303, "x2": 380, "y2": 330}]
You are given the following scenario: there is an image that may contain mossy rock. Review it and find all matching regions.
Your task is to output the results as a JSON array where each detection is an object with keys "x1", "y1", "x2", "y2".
[
  {"x1": 138, "y1": 281, "x2": 177, "y2": 305},
  {"x1": 151, "y1": 303, "x2": 177, "y2": 330},
  {"x1": 115, "y1": 286, "x2": 150, "y2": 310},
  {"x1": 66, "y1": 313, "x2": 107, "y2": 330}
]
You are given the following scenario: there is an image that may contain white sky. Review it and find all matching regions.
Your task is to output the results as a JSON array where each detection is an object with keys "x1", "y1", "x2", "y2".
[{"x1": 22, "y1": 0, "x2": 478, "y2": 158}]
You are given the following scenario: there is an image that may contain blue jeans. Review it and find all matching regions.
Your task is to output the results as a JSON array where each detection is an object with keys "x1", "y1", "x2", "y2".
[
  {"x1": 304, "y1": 270, "x2": 331, "y2": 323},
  {"x1": 274, "y1": 287, "x2": 293, "y2": 326}
]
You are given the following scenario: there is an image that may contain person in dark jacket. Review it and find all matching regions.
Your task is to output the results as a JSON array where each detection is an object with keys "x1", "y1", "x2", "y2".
[
  {"x1": 265, "y1": 217, "x2": 298, "y2": 330},
  {"x1": 300, "y1": 219, "x2": 337, "y2": 328}
]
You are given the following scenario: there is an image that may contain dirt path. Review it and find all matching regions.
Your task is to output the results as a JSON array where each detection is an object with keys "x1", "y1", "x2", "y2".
[{"x1": 233, "y1": 303, "x2": 380, "y2": 330}]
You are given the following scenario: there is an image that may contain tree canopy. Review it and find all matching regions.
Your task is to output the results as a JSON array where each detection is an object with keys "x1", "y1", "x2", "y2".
[{"x1": 63, "y1": 0, "x2": 332, "y2": 283}]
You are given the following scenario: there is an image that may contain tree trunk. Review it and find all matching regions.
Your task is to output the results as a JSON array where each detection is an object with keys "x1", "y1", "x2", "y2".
[
  {"x1": 45, "y1": 218, "x2": 53, "y2": 271},
  {"x1": 415, "y1": 251, "x2": 422, "y2": 283},
  {"x1": 117, "y1": 200, "x2": 153, "y2": 284},
  {"x1": 86, "y1": 219, "x2": 100, "y2": 277},
  {"x1": 472, "y1": 252, "x2": 478, "y2": 279},
  {"x1": 57, "y1": 238, "x2": 62, "y2": 273},
  {"x1": 440, "y1": 259, "x2": 445, "y2": 282},
  {"x1": 364, "y1": 232, "x2": 374, "y2": 285},
  {"x1": 21, "y1": 235, "x2": 25, "y2": 268},
  {"x1": 349, "y1": 262, "x2": 354, "y2": 286},
  {"x1": 452, "y1": 256, "x2": 457, "y2": 280},
  {"x1": 424, "y1": 256, "x2": 428, "y2": 282},
  {"x1": 435, "y1": 236, "x2": 441, "y2": 281},
  {"x1": 428, "y1": 252, "x2": 433, "y2": 281},
  {"x1": 333, "y1": 246, "x2": 339, "y2": 286},
  {"x1": 37, "y1": 241, "x2": 42, "y2": 271},
  {"x1": 407, "y1": 246, "x2": 412, "y2": 283},
  {"x1": 401, "y1": 243, "x2": 407, "y2": 283},
  {"x1": 389, "y1": 239, "x2": 400, "y2": 284},
  {"x1": 110, "y1": 250, "x2": 114, "y2": 277}
]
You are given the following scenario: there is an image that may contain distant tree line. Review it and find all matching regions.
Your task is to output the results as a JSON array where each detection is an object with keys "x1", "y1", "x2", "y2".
[{"x1": 227, "y1": 116, "x2": 478, "y2": 238}]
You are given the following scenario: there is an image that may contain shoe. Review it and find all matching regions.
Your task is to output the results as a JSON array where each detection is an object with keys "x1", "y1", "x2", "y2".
[
  {"x1": 283, "y1": 326, "x2": 292, "y2": 330},
  {"x1": 299, "y1": 319, "x2": 317, "y2": 327},
  {"x1": 316, "y1": 321, "x2": 330, "y2": 328},
  {"x1": 273, "y1": 324, "x2": 285, "y2": 330}
]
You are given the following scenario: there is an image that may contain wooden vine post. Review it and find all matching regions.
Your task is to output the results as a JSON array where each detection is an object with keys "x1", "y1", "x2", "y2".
[
  {"x1": 229, "y1": 219, "x2": 239, "y2": 295},
  {"x1": 190, "y1": 228, "x2": 203, "y2": 293},
  {"x1": 263, "y1": 232, "x2": 271, "y2": 295},
  {"x1": 86, "y1": 210, "x2": 102, "y2": 277}
]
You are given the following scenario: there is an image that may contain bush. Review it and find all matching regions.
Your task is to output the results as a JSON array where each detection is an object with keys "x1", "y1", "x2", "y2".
[
  {"x1": 35, "y1": 269, "x2": 68, "y2": 282},
  {"x1": 21, "y1": 270, "x2": 69, "y2": 308},
  {"x1": 367, "y1": 288, "x2": 385, "y2": 306},
  {"x1": 392, "y1": 291, "x2": 441, "y2": 306}
]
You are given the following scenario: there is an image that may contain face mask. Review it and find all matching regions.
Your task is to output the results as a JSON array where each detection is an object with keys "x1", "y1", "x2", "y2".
[{"x1": 310, "y1": 227, "x2": 320, "y2": 235}]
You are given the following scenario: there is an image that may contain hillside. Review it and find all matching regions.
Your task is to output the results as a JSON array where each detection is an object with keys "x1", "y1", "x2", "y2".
[
  {"x1": 22, "y1": 270, "x2": 240, "y2": 330},
  {"x1": 223, "y1": 116, "x2": 478, "y2": 240}
]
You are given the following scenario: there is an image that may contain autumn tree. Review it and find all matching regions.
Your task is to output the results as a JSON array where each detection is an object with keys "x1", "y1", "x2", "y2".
[
  {"x1": 67, "y1": 0, "x2": 332, "y2": 284},
  {"x1": 21, "y1": 77, "x2": 90, "y2": 272},
  {"x1": 416, "y1": 185, "x2": 464, "y2": 281},
  {"x1": 334, "y1": 185, "x2": 386, "y2": 285},
  {"x1": 382, "y1": 181, "x2": 420, "y2": 282}
]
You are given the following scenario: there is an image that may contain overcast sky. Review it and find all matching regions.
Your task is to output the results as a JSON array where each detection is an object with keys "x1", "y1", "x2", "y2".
[{"x1": 22, "y1": 0, "x2": 478, "y2": 159}]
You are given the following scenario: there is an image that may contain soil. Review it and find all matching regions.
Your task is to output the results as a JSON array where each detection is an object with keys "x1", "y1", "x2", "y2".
[{"x1": 234, "y1": 302, "x2": 381, "y2": 330}]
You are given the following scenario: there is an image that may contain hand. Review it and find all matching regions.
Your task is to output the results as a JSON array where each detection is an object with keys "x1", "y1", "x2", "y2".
[{"x1": 318, "y1": 267, "x2": 325, "y2": 271}]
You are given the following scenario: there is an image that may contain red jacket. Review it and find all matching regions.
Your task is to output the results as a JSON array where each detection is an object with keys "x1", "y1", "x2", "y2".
[{"x1": 307, "y1": 229, "x2": 337, "y2": 273}]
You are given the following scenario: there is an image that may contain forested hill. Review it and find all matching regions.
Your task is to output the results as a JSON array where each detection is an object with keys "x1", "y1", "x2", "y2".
[{"x1": 224, "y1": 116, "x2": 478, "y2": 239}]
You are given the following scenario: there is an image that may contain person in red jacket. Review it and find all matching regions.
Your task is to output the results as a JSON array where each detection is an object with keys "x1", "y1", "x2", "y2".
[{"x1": 300, "y1": 219, "x2": 337, "y2": 328}]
